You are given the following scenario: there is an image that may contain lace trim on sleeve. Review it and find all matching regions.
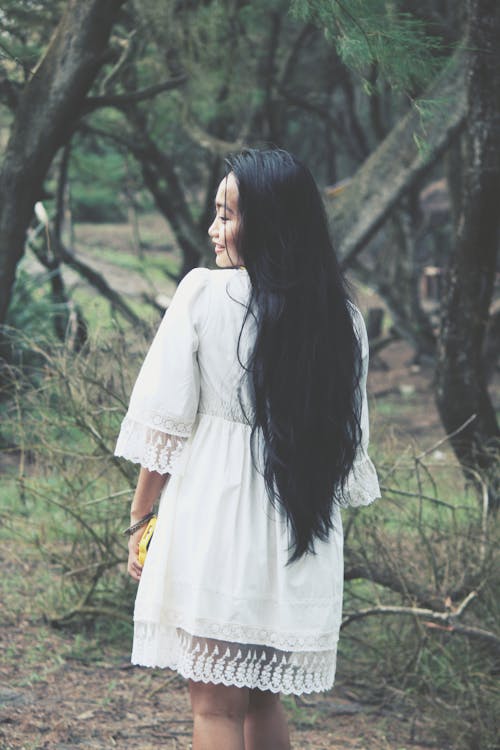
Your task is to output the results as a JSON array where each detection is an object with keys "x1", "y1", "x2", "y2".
[
  {"x1": 129, "y1": 409, "x2": 194, "y2": 437},
  {"x1": 115, "y1": 416, "x2": 188, "y2": 474},
  {"x1": 341, "y1": 451, "x2": 381, "y2": 508}
]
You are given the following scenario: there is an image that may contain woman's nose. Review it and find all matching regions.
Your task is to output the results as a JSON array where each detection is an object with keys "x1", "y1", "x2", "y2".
[{"x1": 208, "y1": 218, "x2": 217, "y2": 237}]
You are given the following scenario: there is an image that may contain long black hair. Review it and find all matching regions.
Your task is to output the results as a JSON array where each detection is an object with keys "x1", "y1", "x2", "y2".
[{"x1": 226, "y1": 148, "x2": 362, "y2": 563}]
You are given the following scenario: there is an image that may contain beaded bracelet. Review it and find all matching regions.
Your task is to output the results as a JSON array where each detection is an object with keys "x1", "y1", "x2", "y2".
[{"x1": 122, "y1": 511, "x2": 155, "y2": 537}]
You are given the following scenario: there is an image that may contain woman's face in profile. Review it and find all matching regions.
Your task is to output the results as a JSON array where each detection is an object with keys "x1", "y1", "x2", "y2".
[{"x1": 208, "y1": 173, "x2": 244, "y2": 268}]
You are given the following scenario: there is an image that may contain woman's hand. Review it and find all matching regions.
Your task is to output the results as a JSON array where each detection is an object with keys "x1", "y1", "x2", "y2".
[
  {"x1": 126, "y1": 467, "x2": 169, "y2": 582},
  {"x1": 127, "y1": 528, "x2": 144, "y2": 581}
]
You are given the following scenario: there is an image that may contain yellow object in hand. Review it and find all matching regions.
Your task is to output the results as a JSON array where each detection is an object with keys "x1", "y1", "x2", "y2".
[{"x1": 138, "y1": 517, "x2": 157, "y2": 565}]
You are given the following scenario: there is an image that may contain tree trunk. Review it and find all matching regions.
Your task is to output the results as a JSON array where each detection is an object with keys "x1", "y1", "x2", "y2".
[
  {"x1": 0, "y1": 0, "x2": 125, "y2": 335},
  {"x1": 435, "y1": 1, "x2": 500, "y2": 505},
  {"x1": 330, "y1": 49, "x2": 466, "y2": 266}
]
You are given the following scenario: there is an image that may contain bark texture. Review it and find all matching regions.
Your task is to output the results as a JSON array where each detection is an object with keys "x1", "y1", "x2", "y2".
[
  {"x1": 435, "y1": 1, "x2": 500, "y2": 502},
  {"x1": 0, "y1": 0, "x2": 125, "y2": 330},
  {"x1": 331, "y1": 49, "x2": 466, "y2": 265}
]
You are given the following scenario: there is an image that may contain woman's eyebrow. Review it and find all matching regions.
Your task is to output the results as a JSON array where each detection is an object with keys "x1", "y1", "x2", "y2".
[{"x1": 215, "y1": 202, "x2": 234, "y2": 214}]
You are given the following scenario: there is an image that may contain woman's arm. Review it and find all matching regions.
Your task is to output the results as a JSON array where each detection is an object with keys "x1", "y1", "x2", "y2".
[{"x1": 127, "y1": 467, "x2": 169, "y2": 581}]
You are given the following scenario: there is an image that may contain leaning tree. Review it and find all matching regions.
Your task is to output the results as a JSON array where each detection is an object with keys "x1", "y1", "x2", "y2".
[{"x1": 0, "y1": 0, "x2": 126, "y2": 338}]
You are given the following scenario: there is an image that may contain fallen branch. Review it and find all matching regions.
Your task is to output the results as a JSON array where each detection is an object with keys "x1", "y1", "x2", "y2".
[
  {"x1": 49, "y1": 605, "x2": 131, "y2": 626},
  {"x1": 344, "y1": 559, "x2": 483, "y2": 613},
  {"x1": 441, "y1": 622, "x2": 500, "y2": 649},
  {"x1": 341, "y1": 591, "x2": 500, "y2": 650},
  {"x1": 341, "y1": 600, "x2": 472, "y2": 628},
  {"x1": 58, "y1": 242, "x2": 147, "y2": 329},
  {"x1": 29, "y1": 203, "x2": 147, "y2": 330}
]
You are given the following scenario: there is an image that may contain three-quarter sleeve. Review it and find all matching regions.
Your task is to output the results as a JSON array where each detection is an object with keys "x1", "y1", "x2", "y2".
[
  {"x1": 115, "y1": 268, "x2": 210, "y2": 474},
  {"x1": 341, "y1": 305, "x2": 381, "y2": 507}
]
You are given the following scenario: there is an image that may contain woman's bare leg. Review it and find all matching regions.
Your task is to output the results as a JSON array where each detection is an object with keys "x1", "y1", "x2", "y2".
[
  {"x1": 189, "y1": 680, "x2": 249, "y2": 750},
  {"x1": 244, "y1": 688, "x2": 291, "y2": 750}
]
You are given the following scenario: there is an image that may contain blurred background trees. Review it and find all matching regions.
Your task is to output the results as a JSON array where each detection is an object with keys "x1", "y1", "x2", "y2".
[
  {"x1": 0, "y1": 2, "x2": 498, "y2": 748},
  {"x1": 1, "y1": 0, "x2": 497, "y2": 500}
]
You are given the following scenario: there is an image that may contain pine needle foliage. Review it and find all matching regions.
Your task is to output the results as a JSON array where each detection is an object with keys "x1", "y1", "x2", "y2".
[{"x1": 291, "y1": 0, "x2": 444, "y2": 91}]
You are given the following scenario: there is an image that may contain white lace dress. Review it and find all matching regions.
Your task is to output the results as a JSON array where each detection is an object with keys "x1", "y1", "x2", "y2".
[{"x1": 115, "y1": 267, "x2": 380, "y2": 694}]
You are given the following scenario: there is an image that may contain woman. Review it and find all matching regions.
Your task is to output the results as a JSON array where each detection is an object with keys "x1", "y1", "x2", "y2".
[{"x1": 115, "y1": 148, "x2": 380, "y2": 749}]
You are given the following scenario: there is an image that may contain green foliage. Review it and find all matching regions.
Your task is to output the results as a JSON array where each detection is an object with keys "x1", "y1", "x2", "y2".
[
  {"x1": 71, "y1": 184, "x2": 125, "y2": 224},
  {"x1": 291, "y1": 0, "x2": 443, "y2": 91},
  {"x1": 0, "y1": 1, "x2": 63, "y2": 79},
  {"x1": 128, "y1": 0, "x2": 351, "y2": 187},
  {"x1": 5, "y1": 264, "x2": 60, "y2": 340},
  {"x1": 136, "y1": 0, "x2": 289, "y2": 126},
  {"x1": 411, "y1": 95, "x2": 456, "y2": 159},
  {"x1": 69, "y1": 141, "x2": 127, "y2": 223},
  {"x1": 0, "y1": 266, "x2": 64, "y2": 434}
]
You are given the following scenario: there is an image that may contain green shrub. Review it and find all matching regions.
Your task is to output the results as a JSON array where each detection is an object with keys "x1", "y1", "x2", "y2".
[
  {"x1": 6, "y1": 265, "x2": 61, "y2": 341},
  {"x1": 69, "y1": 145, "x2": 128, "y2": 224},
  {"x1": 71, "y1": 183, "x2": 127, "y2": 223}
]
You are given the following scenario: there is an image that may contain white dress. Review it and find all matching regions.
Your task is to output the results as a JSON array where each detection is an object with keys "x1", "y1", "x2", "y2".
[{"x1": 115, "y1": 267, "x2": 380, "y2": 695}]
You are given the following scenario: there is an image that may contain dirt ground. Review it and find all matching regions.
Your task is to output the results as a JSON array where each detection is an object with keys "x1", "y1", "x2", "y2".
[
  {"x1": 3, "y1": 222, "x2": 496, "y2": 749},
  {"x1": 0, "y1": 601, "x2": 432, "y2": 750},
  {"x1": 0, "y1": 536, "x2": 435, "y2": 750}
]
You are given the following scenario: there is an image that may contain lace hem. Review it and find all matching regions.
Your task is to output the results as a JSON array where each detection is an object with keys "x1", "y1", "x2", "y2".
[
  {"x1": 341, "y1": 451, "x2": 381, "y2": 507},
  {"x1": 115, "y1": 416, "x2": 188, "y2": 474},
  {"x1": 132, "y1": 622, "x2": 337, "y2": 695}
]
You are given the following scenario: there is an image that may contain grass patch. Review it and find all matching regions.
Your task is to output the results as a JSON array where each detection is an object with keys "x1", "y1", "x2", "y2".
[{"x1": 82, "y1": 245, "x2": 178, "y2": 275}]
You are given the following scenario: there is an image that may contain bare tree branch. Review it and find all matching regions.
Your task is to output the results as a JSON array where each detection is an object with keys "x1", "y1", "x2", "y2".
[
  {"x1": 181, "y1": 116, "x2": 249, "y2": 157},
  {"x1": 98, "y1": 29, "x2": 138, "y2": 93},
  {"x1": 83, "y1": 75, "x2": 187, "y2": 113},
  {"x1": 379, "y1": 485, "x2": 455, "y2": 509},
  {"x1": 415, "y1": 414, "x2": 477, "y2": 459}
]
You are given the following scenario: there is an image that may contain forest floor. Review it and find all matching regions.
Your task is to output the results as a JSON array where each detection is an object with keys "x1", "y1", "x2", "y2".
[
  {"x1": 0, "y1": 562, "x2": 433, "y2": 750},
  {"x1": 3, "y1": 218, "x2": 497, "y2": 749}
]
